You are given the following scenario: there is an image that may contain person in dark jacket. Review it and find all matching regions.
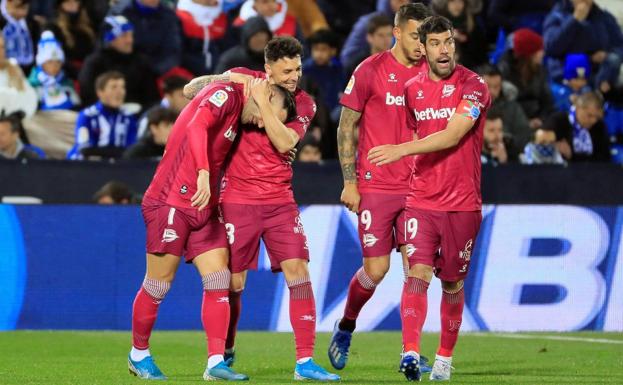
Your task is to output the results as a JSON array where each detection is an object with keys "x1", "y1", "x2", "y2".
[
  {"x1": 78, "y1": 15, "x2": 159, "y2": 109},
  {"x1": 124, "y1": 107, "x2": 176, "y2": 159},
  {"x1": 45, "y1": 0, "x2": 97, "y2": 79},
  {"x1": 543, "y1": 0, "x2": 623, "y2": 93},
  {"x1": 487, "y1": 0, "x2": 556, "y2": 34},
  {"x1": 120, "y1": 0, "x2": 181, "y2": 76},
  {"x1": 0, "y1": 0, "x2": 41, "y2": 74},
  {"x1": 498, "y1": 28, "x2": 555, "y2": 130},
  {"x1": 549, "y1": 91, "x2": 611, "y2": 162},
  {"x1": 214, "y1": 15, "x2": 271, "y2": 74}
]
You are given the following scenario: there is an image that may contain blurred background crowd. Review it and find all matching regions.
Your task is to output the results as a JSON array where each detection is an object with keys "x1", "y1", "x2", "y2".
[{"x1": 1, "y1": 0, "x2": 623, "y2": 168}]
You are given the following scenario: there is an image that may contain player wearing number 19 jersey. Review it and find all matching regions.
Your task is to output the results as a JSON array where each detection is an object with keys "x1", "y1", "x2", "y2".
[
  {"x1": 329, "y1": 3, "x2": 432, "y2": 372},
  {"x1": 368, "y1": 16, "x2": 491, "y2": 381}
]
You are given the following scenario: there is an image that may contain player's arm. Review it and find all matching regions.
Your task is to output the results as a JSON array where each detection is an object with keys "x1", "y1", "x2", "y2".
[
  {"x1": 368, "y1": 100, "x2": 481, "y2": 166},
  {"x1": 252, "y1": 80, "x2": 299, "y2": 153},
  {"x1": 186, "y1": 106, "x2": 214, "y2": 210},
  {"x1": 337, "y1": 106, "x2": 362, "y2": 213},
  {"x1": 183, "y1": 72, "x2": 253, "y2": 99}
]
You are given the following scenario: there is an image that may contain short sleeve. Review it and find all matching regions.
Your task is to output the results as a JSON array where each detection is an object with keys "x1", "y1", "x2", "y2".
[
  {"x1": 198, "y1": 84, "x2": 240, "y2": 120},
  {"x1": 461, "y1": 75, "x2": 491, "y2": 111},
  {"x1": 339, "y1": 60, "x2": 371, "y2": 112},
  {"x1": 285, "y1": 91, "x2": 316, "y2": 138}
]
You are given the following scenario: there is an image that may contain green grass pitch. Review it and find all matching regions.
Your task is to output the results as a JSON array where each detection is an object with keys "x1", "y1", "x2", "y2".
[{"x1": 0, "y1": 331, "x2": 622, "y2": 384}]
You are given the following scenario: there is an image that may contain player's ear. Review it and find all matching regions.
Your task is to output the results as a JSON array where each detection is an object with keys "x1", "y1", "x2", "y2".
[
  {"x1": 264, "y1": 62, "x2": 271, "y2": 76},
  {"x1": 393, "y1": 26, "x2": 400, "y2": 41}
]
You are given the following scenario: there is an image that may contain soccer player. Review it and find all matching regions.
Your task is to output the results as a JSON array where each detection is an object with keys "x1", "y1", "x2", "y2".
[
  {"x1": 128, "y1": 78, "x2": 296, "y2": 381},
  {"x1": 183, "y1": 36, "x2": 340, "y2": 382},
  {"x1": 368, "y1": 15, "x2": 491, "y2": 381},
  {"x1": 328, "y1": 3, "x2": 432, "y2": 371}
]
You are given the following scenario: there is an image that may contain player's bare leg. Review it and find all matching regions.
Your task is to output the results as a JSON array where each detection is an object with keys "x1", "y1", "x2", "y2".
[
  {"x1": 281, "y1": 259, "x2": 340, "y2": 381},
  {"x1": 129, "y1": 253, "x2": 180, "y2": 380},
  {"x1": 193, "y1": 248, "x2": 248, "y2": 381},
  {"x1": 399, "y1": 262, "x2": 433, "y2": 381},
  {"x1": 430, "y1": 279, "x2": 464, "y2": 381},
  {"x1": 224, "y1": 270, "x2": 248, "y2": 367}
]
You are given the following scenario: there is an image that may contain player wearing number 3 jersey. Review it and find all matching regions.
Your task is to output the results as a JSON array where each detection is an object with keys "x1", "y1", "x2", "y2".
[
  {"x1": 329, "y1": 3, "x2": 433, "y2": 375},
  {"x1": 368, "y1": 16, "x2": 491, "y2": 381}
]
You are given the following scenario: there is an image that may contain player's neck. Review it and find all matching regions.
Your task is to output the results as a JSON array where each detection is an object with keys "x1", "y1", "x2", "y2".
[
  {"x1": 428, "y1": 69, "x2": 453, "y2": 82},
  {"x1": 390, "y1": 45, "x2": 415, "y2": 68}
]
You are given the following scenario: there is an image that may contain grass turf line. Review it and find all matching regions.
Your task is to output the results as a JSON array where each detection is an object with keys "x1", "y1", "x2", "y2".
[{"x1": 0, "y1": 331, "x2": 622, "y2": 384}]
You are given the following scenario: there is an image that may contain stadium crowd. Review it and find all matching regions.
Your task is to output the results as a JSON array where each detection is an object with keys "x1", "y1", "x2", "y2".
[{"x1": 1, "y1": 0, "x2": 623, "y2": 165}]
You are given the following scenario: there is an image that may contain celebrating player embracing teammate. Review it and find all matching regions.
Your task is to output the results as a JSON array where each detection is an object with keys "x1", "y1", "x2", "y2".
[
  {"x1": 329, "y1": 3, "x2": 432, "y2": 372},
  {"x1": 368, "y1": 15, "x2": 491, "y2": 381}
]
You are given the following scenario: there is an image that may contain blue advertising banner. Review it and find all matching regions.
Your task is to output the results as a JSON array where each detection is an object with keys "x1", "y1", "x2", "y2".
[{"x1": 0, "y1": 205, "x2": 621, "y2": 332}]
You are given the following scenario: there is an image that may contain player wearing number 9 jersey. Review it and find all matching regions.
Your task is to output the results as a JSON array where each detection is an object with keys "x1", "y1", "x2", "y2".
[
  {"x1": 329, "y1": 3, "x2": 433, "y2": 373},
  {"x1": 367, "y1": 16, "x2": 491, "y2": 381}
]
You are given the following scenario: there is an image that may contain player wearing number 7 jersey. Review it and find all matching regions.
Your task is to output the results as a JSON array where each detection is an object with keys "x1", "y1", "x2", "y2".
[
  {"x1": 368, "y1": 16, "x2": 491, "y2": 381},
  {"x1": 329, "y1": 3, "x2": 432, "y2": 374}
]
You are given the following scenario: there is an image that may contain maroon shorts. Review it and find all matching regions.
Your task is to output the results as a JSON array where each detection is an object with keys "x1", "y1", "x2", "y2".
[
  {"x1": 358, "y1": 193, "x2": 407, "y2": 257},
  {"x1": 221, "y1": 203, "x2": 309, "y2": 273},
  {"x1": 403, "y1": 207, "x2": 482, "y2": 282},
  {"x1": 141, "y1": 198, "x2": 228, "y2": 262}
]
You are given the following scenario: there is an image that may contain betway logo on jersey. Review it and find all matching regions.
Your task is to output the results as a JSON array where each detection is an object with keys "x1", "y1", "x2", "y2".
[
  {"x1": 413, "y1": 107, "x2": 456, "y2": 121},
  {"x1": 385, "y1": 92, "x2": 405, "y2": 106}
]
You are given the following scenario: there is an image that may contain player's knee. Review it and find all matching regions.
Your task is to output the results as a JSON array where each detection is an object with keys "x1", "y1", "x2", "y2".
[
  {"x1": 202, "y1": 269, "x2": 232, "y2": 291},
  {"x1": 146, "y1": 270, "x2": 176, "y2": 283},
  {"x1": 364, "y1": 264, "x2": 389, "y2": 283},
  {"x1": 281, "y1": 258, "x2": 309, "y2": 281},
  {"x1": 142, "y1": 277, "x2": 171, "y2": 301},
  {"x1": 408, "y1": 263, "x2": 433, "y2": 281},
  {"x1": 441, "y1": 280, "x2": 464, "y2": 293}
]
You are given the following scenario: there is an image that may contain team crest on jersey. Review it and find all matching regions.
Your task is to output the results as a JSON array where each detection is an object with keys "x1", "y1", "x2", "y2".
[
  {"x1": 416, "y1": 90, "x2": 424, "y2": 100},
  {"x1": 344, "y1": 76, "x2": 355, "y2": 95},
  {"x1": 388, "y1": 73, "x2": 398, "y2": 82},
  {"x1": 442, "y1": 84, "x2": 456, "y2": 98},
  {"x1": 364, "y1": 171, "x2": 372, "y2": 180},
  {"x1": 363, "y1": 233, "x2": 379, "y2": 248},
  {"x1": 209, "y1": 90, "x2": 228, "y2": 107}
]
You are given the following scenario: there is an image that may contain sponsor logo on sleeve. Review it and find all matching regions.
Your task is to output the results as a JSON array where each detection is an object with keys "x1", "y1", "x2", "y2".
[
  {"x1": 344, "y1": 76, "x2": 355, "y2": 95},
  {"x1": 224, "y1": 125, "x2": 236, "y2": 142},
  {"x1": 209, "y1": 90, "x2": 228, "y2": 107}
]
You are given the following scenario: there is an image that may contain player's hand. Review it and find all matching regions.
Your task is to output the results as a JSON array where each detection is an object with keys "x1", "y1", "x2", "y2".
[
  {"x1": 591, "y1": 50, "x2": 607, "y2": 64},
  {"x1": 287, "y1": 147, "x2": 298, "y2": 163},
  {"x1": 368, "y1": 144, "x2": 405, "y2": 166},
  {"x1": 191, "y1": 169, "x2": 211, "y2": 211},
  {"x1": 250, "y1": 78, "x2": 272, "y2": 107},
  {"x1": 229, "y1": 72, "x2": 254, "y2": 98},
  {"x1": 573, "y1": 0, "x2": 590, "y2": 21},
  {"x1": 341, "y1": 183, "x2": 361, "y2": 213}
]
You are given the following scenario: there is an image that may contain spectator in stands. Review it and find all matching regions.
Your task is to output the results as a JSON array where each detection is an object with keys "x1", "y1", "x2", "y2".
[
  {"x1": 498, "y1": 28, "x2": 555, "y2": 131},
  {"x1": 79, "y1": 15, "x2": 159, "y2": 110},
  {"x1": 481, "y1": 110, "x2": 511, "y2": 165},
  {"x1": 544, "y1": 0, "x2": 623, "y2": 94},
  {"x1": 297, "y1": 134, "x2": 322, "y2": 163},
  {"x1": 0, "y1": 0, "x2": 41, "y2": 74},
  {"x1": 137, "y1": 75, "x2": 190, "y2": 137},
  {"x1": 0, "y1": 34, "x2": 37, "y2": 117},
  {"x1": 431, "y1": 0, "x2": 487, "y2": 70},
  {"x1": 93, "y1": 180, "x2": 134, "y2": 204},
  {"x1": 549, "y1": 91, "x2": 611, "y2": 162},
  {"x1": 303, "y1": 29, "x2": 344, "y2": 117},
  {"x1": 521, "y1": 126, "x2": 566, "y2": 165},
  {"x1": 124, "y1": 107, "x2": 175, "y2": 159},
  {"x1": 344, "y1": 13, "x2": 393, "y2": 78},
  {"x1": 28, "y1": 31, "x2": 80, "y2": 111},
  {"x1": 487, "y1": 0, "x2": 556, "y2": 34},
  {"x1": 45, "y1": 0, "x2": 96, "y2": 79},
  {"x1": 340, "y1": 0, "x2": 411, "y2": 71},
  {"x1": 234, "y1": 0, "x2": 297, "y2": 37},
  {"x1": 120, "y1": 0, "x2": 181, "y2": 76},
  {"x1": 481, "y1": 64, "x2": 531, "y2": 154},
  {"x1": 176, "y1": 0, "x2": 228, "y2": 75},
  {"x1": 0, "y1": 110, "x2": 42, "y2": 159},
  {"x1": 551, "y1": 53, "x2": 593, "y2": 113},
  {"x1": 68, "y1": 71, "x2": 138, "y2": 159},
  {"x1": 215, "y1": 16, "x2": 271, "y2": 74}
]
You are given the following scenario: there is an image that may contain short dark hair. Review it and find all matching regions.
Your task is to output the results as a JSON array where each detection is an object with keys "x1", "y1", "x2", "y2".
[
  {"x1": 271, "y1": 85, "x2": 297, "y2": 123},
  {"x1": 418, "y1": 15, "x2": 453, "y2": 44},
  {"x1": 147, "y1": 107, "x2": 177, "y2": 128},
  {"x1": 367, "y1": 14, "x2": 393, "y2": 35},
  {"x1": 0, "y1": 110, "x2": 22, "y2": 134},
  {"x1": 299, "y1": 133, "x2": 320, "y2": 150},
  {"x1": 162, "y1": 75, "x2": 189, "y2": 94},
  {"x1": 95, "y1": 71, "x2": 124, "y2": 91},
  {"x1": 478, "y1": 64, "x2": 502, "y2": 78},
  {"x1": 308, "y1": 29, "x2": 339, "y2": 49},
  {"x1": 486, "y1": 107, "x2": 504, "y2": 122},
  {"x1": 264, "y1": 36, "x2": 303, "y2": 63},
  {"x1": 395, "y1": 3, "x2": 432, "y2": 27},
  {"x1": 93, "y1": 181, "x2": 133, "y2": 203}
]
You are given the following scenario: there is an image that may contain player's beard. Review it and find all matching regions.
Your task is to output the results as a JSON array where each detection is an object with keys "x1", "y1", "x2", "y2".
[{"x1": 429, "y1": 55, "x2": 455, "y2": 79}]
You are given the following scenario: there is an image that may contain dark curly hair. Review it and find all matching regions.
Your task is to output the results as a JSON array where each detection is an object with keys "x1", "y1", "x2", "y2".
[{"x1": 264, "y1": 36, "x2": 304, "y2": 63}]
